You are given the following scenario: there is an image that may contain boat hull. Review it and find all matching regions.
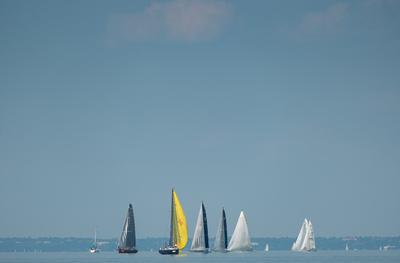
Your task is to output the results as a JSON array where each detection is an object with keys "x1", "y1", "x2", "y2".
[
  {"x1": 159, "y1": 247, "x2": 179, "y2": 255},
  {"x1": 190, "y1": 249, "x2": 209, "y2": 253},
  {"x1": 118, "y1": 247, "x2": 138, "y2": 254}
]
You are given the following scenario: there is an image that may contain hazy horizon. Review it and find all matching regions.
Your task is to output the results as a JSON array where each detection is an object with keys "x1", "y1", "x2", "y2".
[{"x1": 1, "y1": 0, "x2": 399, "y2": 239}]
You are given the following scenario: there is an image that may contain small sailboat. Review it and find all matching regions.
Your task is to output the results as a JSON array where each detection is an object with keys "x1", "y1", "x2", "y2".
[
  {"x1": 291, "y1": 218, "x2": 316, "y2": 252},
  {"x1": 265, "y1": 243, "x2": 269, "y2": 252},
  {"x1": 190, "y1": 202, "x2": 209, "y2": 252},
  {"x1": 89, "y1": 229, "x2": 100, "y2": 253},
  {"x1": 213, "y1": 208, "x2": 228, "y2": 252},
  {"x1": 118, "y1": 204, "x2": 138, "y2": 253},
  {"x1": 345, "y1": 243, "x2": 349, "y2": 251},
  {"x1": 159, "y1": 189, "x2": 188, "y2": 255},
  {"x1": 227, "y1": 211, "x2": 252, "y2": 251}
]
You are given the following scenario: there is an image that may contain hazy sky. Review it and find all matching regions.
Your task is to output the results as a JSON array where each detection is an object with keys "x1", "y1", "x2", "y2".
[{"x1": 1, "y1": 0, "x2": 399, "y2": 239}]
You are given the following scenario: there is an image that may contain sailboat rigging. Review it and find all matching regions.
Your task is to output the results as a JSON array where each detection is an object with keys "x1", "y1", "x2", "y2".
[
  {"x1": 227, "y1": 211, "x2": 252, "y2": 251},
  {"x1": 159, "y1": 189, "x2": 188, "y2": 255},
  {"x1": 89, "y1": 229, "x2": 99, "y2": 253},
  {"x1": 213, "y1": 208, "x2": 228, "y2": 252},
  {"x1": 190, "y1": 202, "x2": 209, "y2": 252},
  {"x1": 118, "y1": 204, "x2": 138, "y2": 253},
  {"x1": 291, "y1": 218, "x2": 316, "y2": 252}
]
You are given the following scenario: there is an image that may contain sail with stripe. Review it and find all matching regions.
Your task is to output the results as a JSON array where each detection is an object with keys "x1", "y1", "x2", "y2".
[
  {"x1": 190, "y1": 202, "x2": 209, "y2": 252},
  {"x1": 118, "y1": 204, "x2": 137, "y2": 253},
  {"x1": 213, "y1": 208, "x2": 228, "y2": 252}
]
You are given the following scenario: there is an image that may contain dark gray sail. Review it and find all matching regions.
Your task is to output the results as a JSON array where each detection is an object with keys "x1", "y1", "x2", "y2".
[
  {"x1": 213, "y1": 208, "x2": 228, "y2": 251},
  {"x1": 118, "y1": 204, "x2": 137, "y2": 253}
]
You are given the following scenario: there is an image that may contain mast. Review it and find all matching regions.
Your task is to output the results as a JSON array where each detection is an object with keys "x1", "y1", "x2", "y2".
[
  {"x1": 169, "y1": 189, "x2": 175, "y2": 247},
  {"x1": 94, "y1": 229, "x2": 97, "y2": 247}
]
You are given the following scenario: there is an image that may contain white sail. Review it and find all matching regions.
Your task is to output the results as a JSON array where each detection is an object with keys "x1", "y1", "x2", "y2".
[
  {"x1": 300, "y1": 220, "x2": 316, "y2": 251},
  {"x1": 345, "y1": 243, "x2": 349, "y2": 251},
  {"x1": 190, "y1": 203, "x2": 209, "y2": 252},
  {"x1": 292, "y1": 219, "x2": 307, "y2": 251},
  {"x1": 227, "y1": 211, "x2": 252, "y2": 251},
  {"x1": 306, "y1": 220, "x2": 316, "y2": 251},
  {"x1": 293, "y1": 218, "x2": 316, "y2": 252},
  {"x1": 213, "y1": 208, "x2": 228, "y2": 252},
  {"x1": 265, "y1": 243, "x2": 269, "y2": 252}
]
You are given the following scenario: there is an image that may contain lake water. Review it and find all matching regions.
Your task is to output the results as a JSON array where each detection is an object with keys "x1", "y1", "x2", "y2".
[{"x1": 0, "y1": 251, "x2": 399, "y2": 263}]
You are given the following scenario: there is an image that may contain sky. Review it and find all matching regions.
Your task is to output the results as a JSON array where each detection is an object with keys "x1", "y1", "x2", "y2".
[{"x1": 1, "y1": 0, "x2": 400, "y2": 239}]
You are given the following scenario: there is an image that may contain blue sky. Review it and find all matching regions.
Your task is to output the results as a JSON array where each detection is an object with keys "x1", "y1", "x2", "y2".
[{"x1": 1, "y1": 0, "x2": 399, "y2": 238}]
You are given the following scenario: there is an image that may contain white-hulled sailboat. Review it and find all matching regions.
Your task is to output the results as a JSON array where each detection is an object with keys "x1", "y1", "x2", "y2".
[
  {"x1": 291, "y1": 218, "x2": 316, "y2": 252},
  {"x1": 265, "y1": 243, "x2": 269, "y2": 252},
  {"x1": 213, "y1": 208, "x2": 228, "y2": 252},
  {"x1": 190, "y1": 202, "x2": 209, "y2": 252},
  {"x1": 89, "y1": 229, "x2": 100, "y2": 253},
  {"x1": 227, "y1": 211, "x2": 252, "y2": 252}
]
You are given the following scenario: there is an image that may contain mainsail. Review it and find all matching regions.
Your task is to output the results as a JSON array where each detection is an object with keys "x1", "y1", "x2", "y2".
[
  {"x1": 302, "y1": 220, "x2": 316, "y2": 251},
  {"x1": 190, "y1": 202, "x2": 209, "y2": 252},
  {"x1": 213, "y1": 208, "x2": 228, "y2": 252},
  {"x1": 292, "y1": 218, "x2": 316, "y2": 252},
  {"x1": 291, "y1": 219, "x2": 307, "y2": 251},
  {"x1": 169, "y1": 189, "x2": 188, "y2": 250},
  {"x1": 118, "y1": 204, "x2": 136, "y2": 251},
  {"x1": 227, "y1": 211, "x2": 252, "y2": 251}
]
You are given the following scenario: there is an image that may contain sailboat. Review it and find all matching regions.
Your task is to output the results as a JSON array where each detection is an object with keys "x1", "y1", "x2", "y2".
[
  {"x1": 118, "y1": 204, "x2": 138, "y2": 253},
  {"x1": 265, "y1": 243, "x2": 269, "y2": 252},
  {"x1": 227, "y1": 211, "x2": 252, "y2": 251},
  {"x1": 159, "y1": 189, "x2": 188, "y2": 255},
  {"x1": 89, "y1": 229, "x2": 99, "y2": 253},
  {"x1": 190, "y1": 202, "x2": 209, "y2": 252},
  {"x1": 291, "y1": 218, "x2": 316, "y2": 252},
  {"x1": 213, "y1": 208, "x2": 228, "y2": 252},
  {"x1": 345, "y1": 243, "x2": 349, "y2": 251}
]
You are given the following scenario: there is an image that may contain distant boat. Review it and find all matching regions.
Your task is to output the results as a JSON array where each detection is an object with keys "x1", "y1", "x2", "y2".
[
  {"x1": 118, "y1": 204, "x2": 138, "y2": 253},
  {"x1": 89, "y1": 229, "x2": 100, "y2": 253},
  {"x1": 227, "y1": 211, "x2": 252, "y2": 251},
  {"x1": 291, "y1": 218, "x2": 316, "y2": 252},
  {"x1": 213, "y1": 208, "x2": 228, "y2": 252},
  {"x1": 190, "y1": 202, "x2": 209, "y2": 253},
  {"x1": 159, "y1": 189, "x2": 188, "y2": 255},
  {"x1": 345, "y1": 243, "x2": 349, "y2": 251},
  {"x1": 265, "y1": 243, "x2": 269, "y2": 252}
]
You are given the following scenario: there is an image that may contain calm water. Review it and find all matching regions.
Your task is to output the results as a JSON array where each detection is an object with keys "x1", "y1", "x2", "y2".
[{"x1": 0, "y1": 251, "x2": 399, "y2": 263}]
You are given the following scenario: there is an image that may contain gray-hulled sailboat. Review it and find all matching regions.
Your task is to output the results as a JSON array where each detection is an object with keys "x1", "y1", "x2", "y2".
[
  {"x1": 118, "y1": 204, "x2": 138, "y2": 253},
  {"x1": 213, "y1": 208, "x2": 228, "y2": 252},
  {"x1": 190, "y1": 202, "x2": 209, "y2": 252}
]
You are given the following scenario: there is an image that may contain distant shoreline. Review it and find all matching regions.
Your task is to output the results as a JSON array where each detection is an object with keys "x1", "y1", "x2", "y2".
[{"x1": 0, "y1": 237, "x2": 398, "y2": 252}]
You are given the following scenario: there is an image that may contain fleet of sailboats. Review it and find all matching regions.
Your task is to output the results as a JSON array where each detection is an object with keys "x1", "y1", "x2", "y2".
[
  {"x1": 291, "y1": 218, "x2": 316, "y2": 252},
  {"x1": 118, "y1": 204, "x2": 138, "y2": 253},
  {"x1": 89, "y1": 189, "x2": 319, "y2": 254}
]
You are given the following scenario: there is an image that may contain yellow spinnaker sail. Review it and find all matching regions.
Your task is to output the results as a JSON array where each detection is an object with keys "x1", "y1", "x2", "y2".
[{"x1": 172, "y1": 190, "x2": 188, "y2": 250}]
